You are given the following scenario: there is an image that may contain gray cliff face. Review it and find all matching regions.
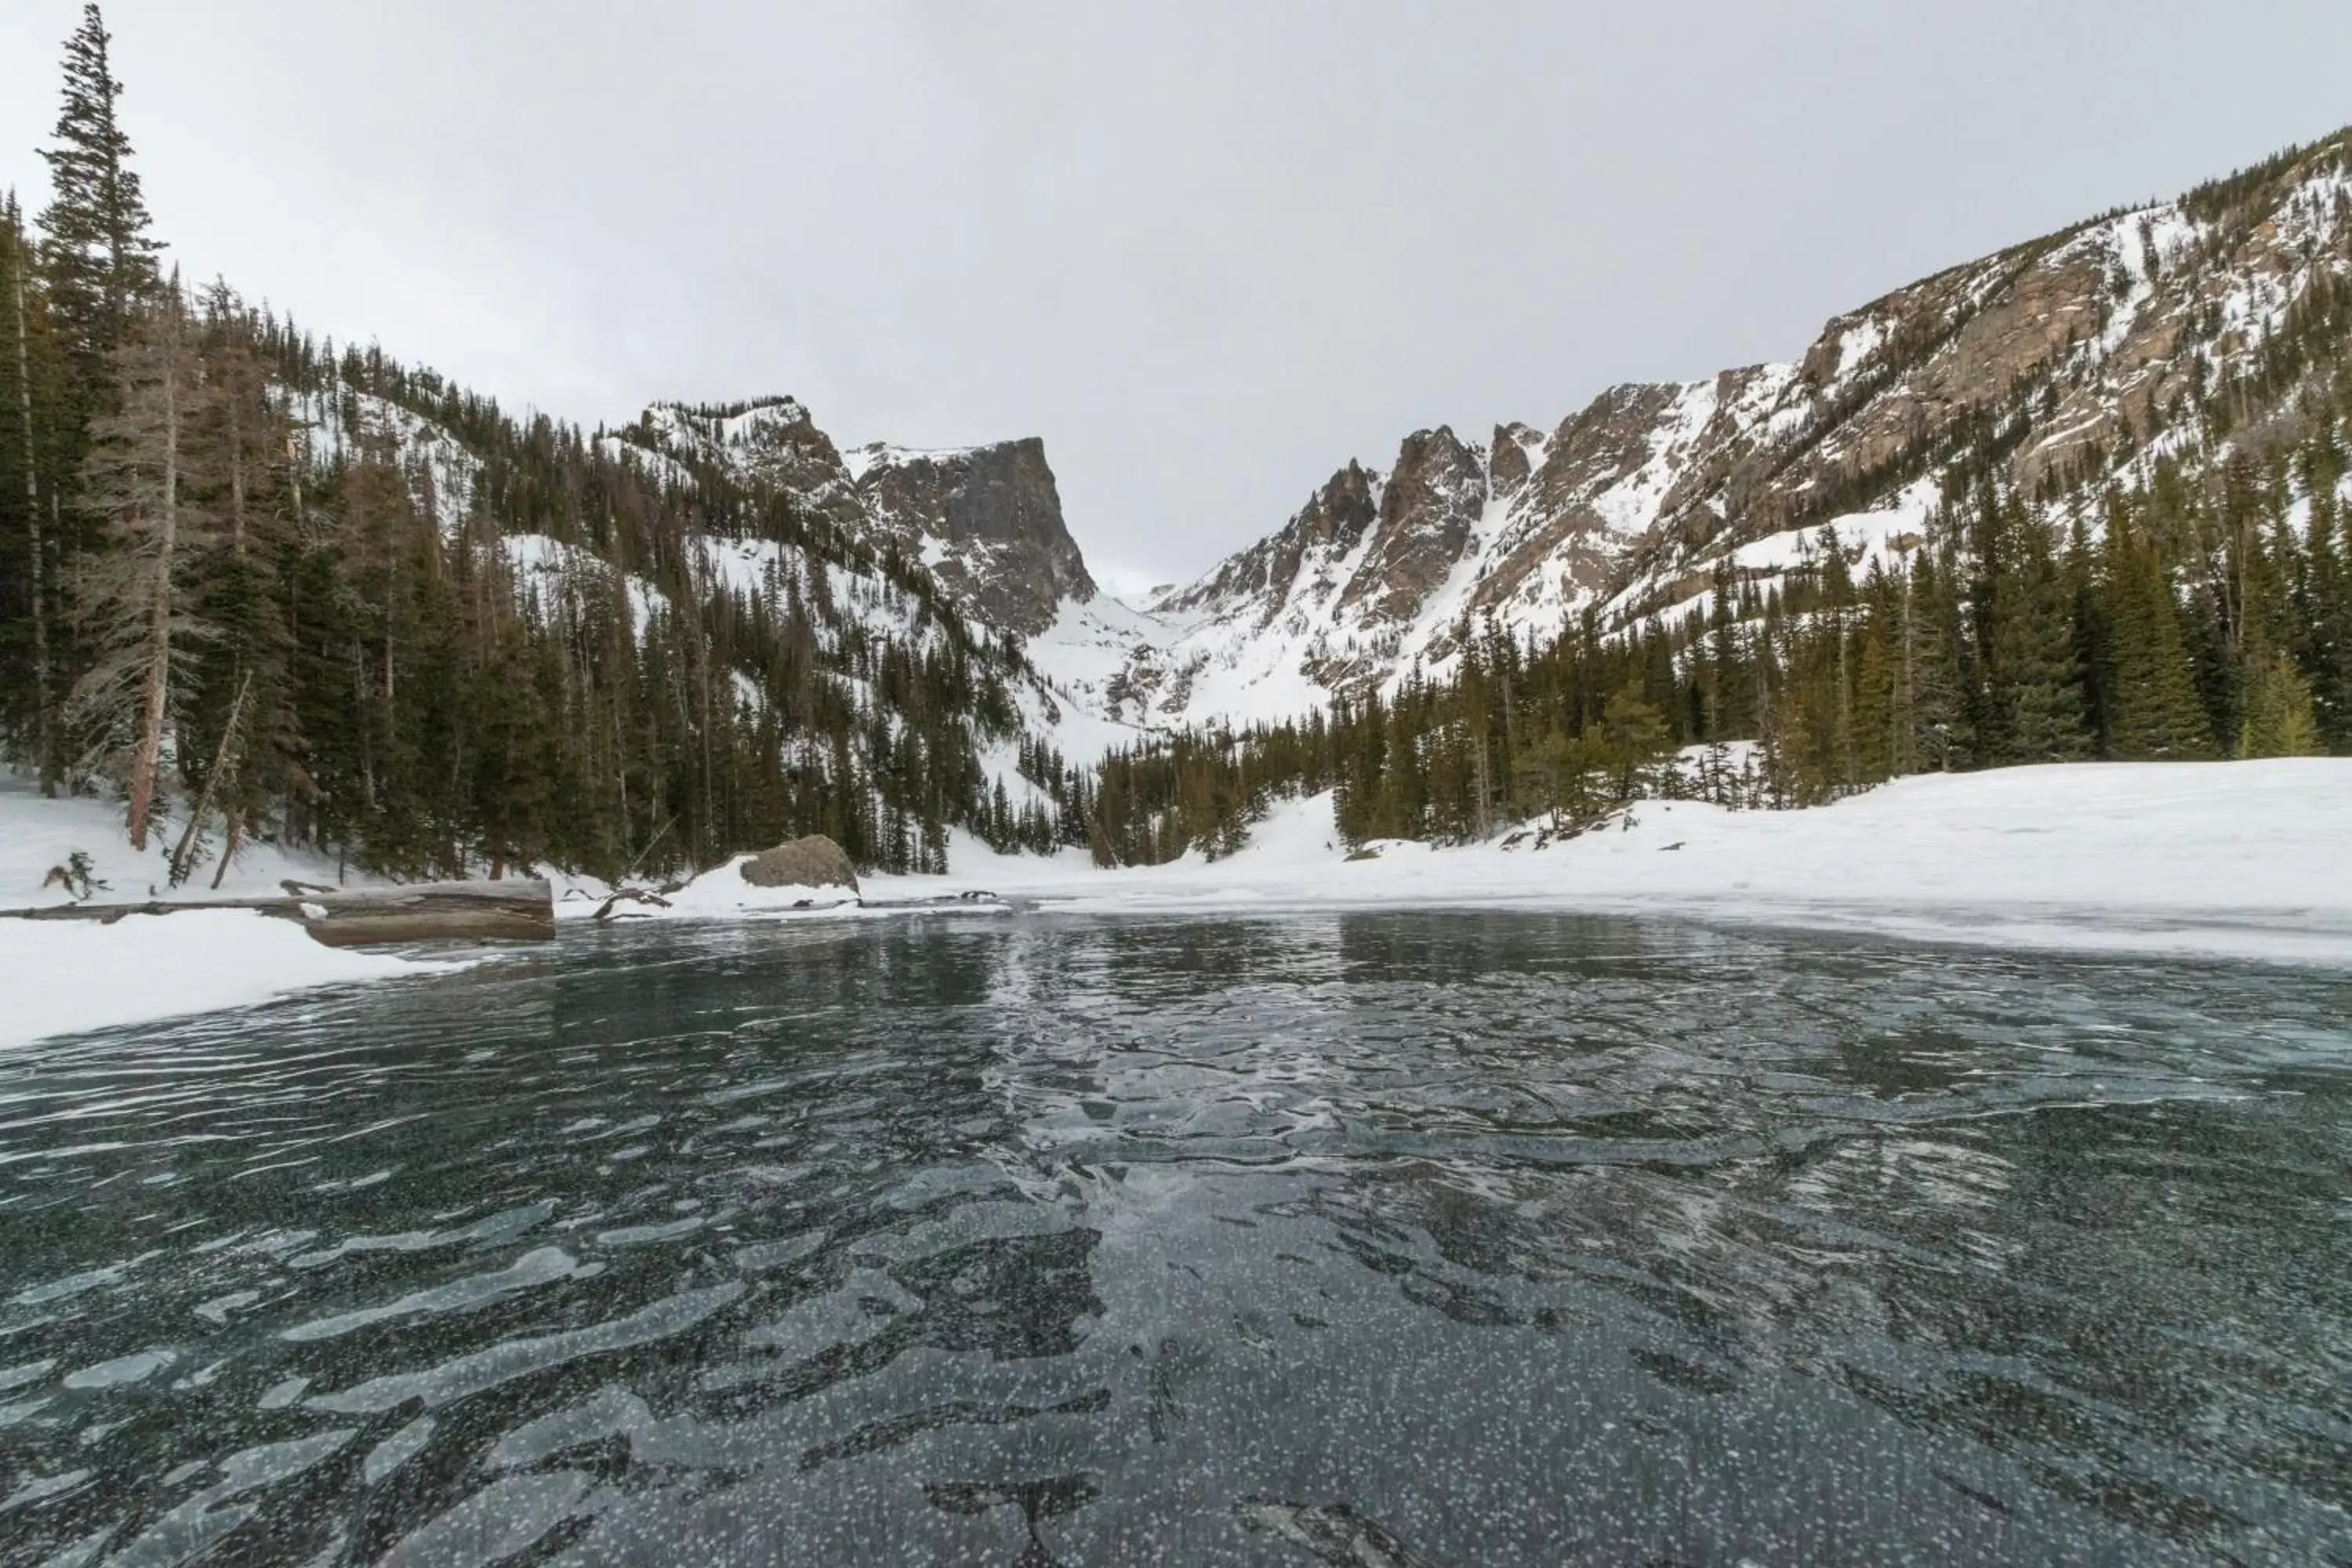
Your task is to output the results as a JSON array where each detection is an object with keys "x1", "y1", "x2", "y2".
[
  {"x1": 1336, "y1": 426, "x2": 1487, "y2": 627},
  {"x1": 1466, "y1": 381, "x2": 1705, "y2": 622},
  {"x1": 849, "y1": 437, "x2": 1096, "y2": 637},
  {"x1": 630, "y1": 401, "x2": 1097, "y2": 639}
]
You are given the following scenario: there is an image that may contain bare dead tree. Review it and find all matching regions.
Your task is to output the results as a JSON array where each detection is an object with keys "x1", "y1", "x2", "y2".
[{"x1": 66, "y1": 276, "x2": 212, "y2": 849}]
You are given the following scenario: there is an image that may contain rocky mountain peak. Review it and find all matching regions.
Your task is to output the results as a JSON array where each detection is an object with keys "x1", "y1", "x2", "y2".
[
  {"x1": 1337, "y1": 426, "x2": 1488, "y2": 626},
  {"x1": 848, "y1": 438, "x2": 1095, "y2": 637},
  {"x1": 1487, "y1": 422, "x2": 1547, "y2": 508},
  {"x1": 629, "y1": 403, "x2": 1095, "y2": 638},
  {"x1": 1156, "y1": 459, "x2": 1380, "y2": 623}
]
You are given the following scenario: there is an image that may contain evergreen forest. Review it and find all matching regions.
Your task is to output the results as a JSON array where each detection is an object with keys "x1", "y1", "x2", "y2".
[{"x1": 0, "y1": 5, "x2": 1083, "y2": 885}]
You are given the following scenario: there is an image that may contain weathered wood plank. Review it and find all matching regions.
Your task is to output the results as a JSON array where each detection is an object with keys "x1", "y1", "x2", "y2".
[{"x1": 0, "y1": 879, "x2": 555, "y2": 947}]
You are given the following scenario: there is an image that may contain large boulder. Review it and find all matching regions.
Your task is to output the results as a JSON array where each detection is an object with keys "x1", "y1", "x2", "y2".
[{"x1": 739, "y1": 834, "x2": 859, "y2": 894}]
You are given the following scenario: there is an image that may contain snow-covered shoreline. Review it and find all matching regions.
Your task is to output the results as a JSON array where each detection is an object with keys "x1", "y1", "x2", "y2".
[
  {"x1": 0, "y1": 911, "x2": 466, "y2": 1051},
  {"x1": 0, "y1": 778, "x2": 448, "y2": 1050},
  {"x1": 861, "y1": 759, "x2": 2352, "y2": 966},
  {"x1": 6, "y1": 759, "x2": 2347, "y2": 1051}
]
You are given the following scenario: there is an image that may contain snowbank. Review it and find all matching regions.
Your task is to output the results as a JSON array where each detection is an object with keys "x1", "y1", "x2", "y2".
[
  {"x1": 0, "y1": 909, "x2": 458, "y2": 1050},
  {"x1": 865, "y1": 760, "x2": 2352, "y2": 965},
  {"x1": 0, "y1": 773, "x2": 376, "y2": 909},
  {"x1": 0, "y1": 775, "x2": 461, "y2": 1049},
  {"x1": 556, "y1": 853, "x2": 1008, "y2": 925}
]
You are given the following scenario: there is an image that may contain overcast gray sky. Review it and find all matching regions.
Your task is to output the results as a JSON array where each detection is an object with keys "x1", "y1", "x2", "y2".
[{"x1": 3, "y1": 2, "x2": 2347, "y2": 593}]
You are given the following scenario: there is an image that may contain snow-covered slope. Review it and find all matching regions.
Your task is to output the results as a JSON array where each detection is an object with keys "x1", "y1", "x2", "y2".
[
  {"x1": 0, "y1": 776, "x2": 456, "y2": 1050},
  {"x1": 863, "y1": 759, "x2": 2352, "y2": 965},
  {"x1": 0, "y1": 772, "x2": 374, "y2": 907},
  {"x1": 1081, "y1": 132, "x2": 2352, "y2": 726}
]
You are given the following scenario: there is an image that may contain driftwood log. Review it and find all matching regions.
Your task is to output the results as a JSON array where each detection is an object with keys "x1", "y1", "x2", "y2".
[{"x1": 0, "y1": 879, "x2": 555, "y2": 948}]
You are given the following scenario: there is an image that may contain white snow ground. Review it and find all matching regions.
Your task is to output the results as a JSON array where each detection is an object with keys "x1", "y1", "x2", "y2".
[
  {"x1": 0, "y1": 773, "x2": 383, "y2": 908},
  {"x1": 553, "y1": 853, "x2": 931, "y2": 925},
  {"x1": 0, "y1": 912, "x2": 455, "y2": 1051},
  {"x1": 0, "y1": 776, "x2": 446, "y2": 1050},
  {"x1": 862, "y1": 760, "x2": 2352, "y2": 965}
]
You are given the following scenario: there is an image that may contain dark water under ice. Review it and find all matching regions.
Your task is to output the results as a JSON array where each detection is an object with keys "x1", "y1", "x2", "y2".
[{"x1": 2, "y1": 912, "x2": 2349, "y2": 1566}]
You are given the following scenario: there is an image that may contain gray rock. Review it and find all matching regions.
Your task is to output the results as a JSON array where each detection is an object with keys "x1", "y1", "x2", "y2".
[
  {"x1": 850, "y1": 437, "x2": 1096, "y2": 635},
  {"x1": 739, "y1": 835, "x2": 860, "y2": 894},
  {"x1": 1337, "y1": 426, "x2": 1487, "y2": 628}
]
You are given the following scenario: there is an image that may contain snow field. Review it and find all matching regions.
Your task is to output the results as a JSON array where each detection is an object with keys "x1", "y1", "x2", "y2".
[
  {"x1": 0, "y1": 911, "x2": 460, "y2": 1051},
  {"x1": 9, "y1": 759, "x2": 2345, "y2": 1051},
  {"x1": 864, "y1": 759, "x2": 2352, "y2": 965},
  {"x1": 0, "y1": 776, "x2": 448, "y2": 1050}
]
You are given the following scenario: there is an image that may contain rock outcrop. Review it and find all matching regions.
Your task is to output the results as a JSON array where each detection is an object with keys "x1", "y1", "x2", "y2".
[
  {"x1": 848, "y1": 437, "x2": 1096, "y2": 635},
  {"x1": 739, "y1": 834, "x2": 859, "y2": 894},
  {"x1": 626, "y1": 403, "x2": 1096, "y2": 639},
  {"x1": 1337, "y1": 426, "x2": 1488, "y2": 628}
]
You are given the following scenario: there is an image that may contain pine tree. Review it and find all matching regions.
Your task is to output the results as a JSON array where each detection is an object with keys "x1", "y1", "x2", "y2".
[
  {"x1": 2103, "y1": 524, "x2": 2216, "y2": 760},
  {"x1": 1599, "y1": 679, "x2": 1671, "y2": 800},
  {"x1": 1988, "y1": 510, "x2": 2091, "y2": 763},
  {"x1": 1907, "y1": 550, "x2": 1967, "y2": 770},
  {"x1": 181, "y1": 284, "x2": 299, "y2": 879},
  {"x1": 2, "y1": 194, "x2": 61, "y2": 787},
  {"x1": 2236, "y1": 651, "x2": 2324, "y2": 757},
  {"x1": 38, "y1": 4, "x2": 161, "y2": 387},
  {"x1": 2304, "y1": 486, "x2": 2352, "y2": 750}
]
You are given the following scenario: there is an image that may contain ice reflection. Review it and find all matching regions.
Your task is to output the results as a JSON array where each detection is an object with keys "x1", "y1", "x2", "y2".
[{"x1": 0, "y1": 913, "x2": 2345, "y2": 1563}]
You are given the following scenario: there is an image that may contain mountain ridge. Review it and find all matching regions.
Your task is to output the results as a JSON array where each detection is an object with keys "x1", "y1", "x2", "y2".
[
  {"x1": 649, "y1": 126, "x2": 2349, "y2": 741},
  {"x1": 1052, "y1": 125, "x2": 2352, "y2": 726}
]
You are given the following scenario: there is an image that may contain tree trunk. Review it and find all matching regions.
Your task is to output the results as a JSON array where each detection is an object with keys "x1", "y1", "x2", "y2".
[
  {"x1": 170, "y1": 668, "x2": 251, "y2": 887},
  {"x1": 225, "y1": 390, "x2": 245, "y2": 552},
  {"x1": 210, "y1": 810, "x2": 242, "y2": 891},
  {"x1": 1, "y1": 878, "x2": 557, "y2": 947},
  {"x1": 12, "y1": 232, "x2": 52, "y2": 794},
  {"x1": 125, "y1": 314, "x2": 180, "y2": 852}
]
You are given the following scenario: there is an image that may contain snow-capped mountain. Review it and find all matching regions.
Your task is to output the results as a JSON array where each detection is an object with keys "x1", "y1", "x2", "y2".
[
  {"x1": 1082, "y1": 130, "x2": 2352, "y2": 727},
  {"x1": 612, "y1": 396, "x2": 1166, "y2": 735},
  {"x1": 621, "y1": 399, "x2": 1094, "y2": 636},
  {"x1": 608, "y1": 130, "x2": 2350, "y2": 742}
]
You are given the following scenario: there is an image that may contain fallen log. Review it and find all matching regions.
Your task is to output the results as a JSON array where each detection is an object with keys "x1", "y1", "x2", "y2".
[{"x1": 0, "y1": 879, "x2": 555, "y2": 948}]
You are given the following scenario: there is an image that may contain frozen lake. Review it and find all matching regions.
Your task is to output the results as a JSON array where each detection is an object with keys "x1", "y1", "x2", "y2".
[{"x1": 3, "y1": 913, "x2": 2348, "y2": 1563}]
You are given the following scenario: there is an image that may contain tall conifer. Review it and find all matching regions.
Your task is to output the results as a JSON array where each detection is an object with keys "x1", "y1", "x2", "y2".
[
  {"x1": 2103, "y1": 524, "x2": 2217, "y2": 760},
  {"x1": 38, "y1": 4, "x2": 160, "y2": 384}
]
